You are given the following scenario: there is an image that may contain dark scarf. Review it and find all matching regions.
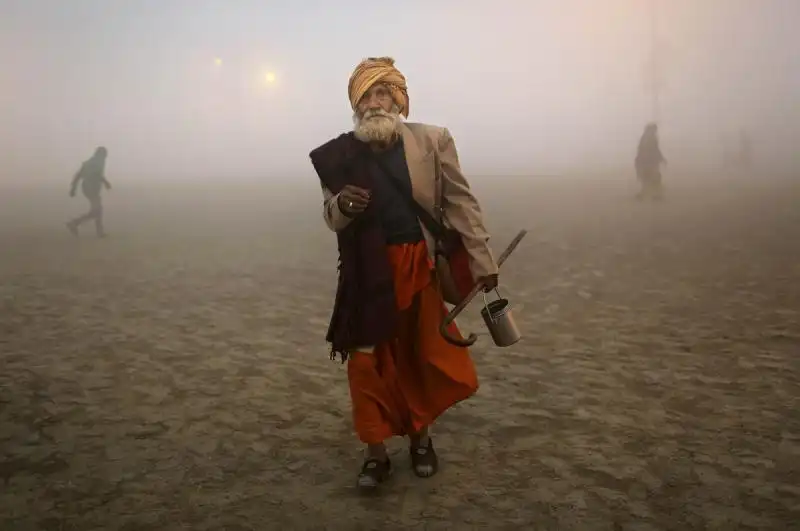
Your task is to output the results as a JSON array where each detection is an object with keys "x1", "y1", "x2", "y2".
[{"x1": 309, "y1": 133, "x2": 398, "y2": 362}]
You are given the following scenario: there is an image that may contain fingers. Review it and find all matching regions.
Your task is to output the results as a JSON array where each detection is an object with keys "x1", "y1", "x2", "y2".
[
  {"x1": 349, "y1": 196, "x2": 369, "y2": 208},
  {"x1": 339, "y1": 185, "x2": 371, "y2": 214},
  {"x1": 345, "y1": 202, "x2": 368, "y2": 214},
  {"x1": 343, "y1": 185, "x2": 370, "y2": 201},
  {"x1": 338, "y1": 195, "x2": 368, "y2": 215},
  {"x1": 346, "y1": 185, "x2": 370, "y2": 195},
  {"x1": 340, "y1": 194, "x2": 369, "y2": 211},
  {"x1": 480, "y1": 274, "x2": 499, "y2": 292}
]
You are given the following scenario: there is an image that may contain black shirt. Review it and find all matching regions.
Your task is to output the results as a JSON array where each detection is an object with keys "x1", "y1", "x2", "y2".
[{"x1": 369, "y1": 141, "x2": 424, "y2": 244}]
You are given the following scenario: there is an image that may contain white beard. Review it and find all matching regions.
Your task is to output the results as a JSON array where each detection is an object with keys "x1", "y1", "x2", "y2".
[{"x1": 353, "y1": 107, "x2": 402, "y2": 143}]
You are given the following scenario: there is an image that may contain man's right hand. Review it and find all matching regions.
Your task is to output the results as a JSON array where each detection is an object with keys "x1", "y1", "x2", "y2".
[{"x1": 337, "y1": 185, "x2": 371, "y2": 216}]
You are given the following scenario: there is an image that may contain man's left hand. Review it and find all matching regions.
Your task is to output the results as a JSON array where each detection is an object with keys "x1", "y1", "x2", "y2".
[{"x1": 478, "y1": 274, "x2": 499, "y2": 292}]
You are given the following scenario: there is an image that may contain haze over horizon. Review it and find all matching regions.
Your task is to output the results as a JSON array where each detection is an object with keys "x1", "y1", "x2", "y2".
[{"x1": 2, "y1": 0, "x2": 798, "y2": 185}]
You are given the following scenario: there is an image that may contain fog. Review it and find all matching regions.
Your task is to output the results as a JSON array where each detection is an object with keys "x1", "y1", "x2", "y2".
[
  {"x1": 3, "y1": 2, "x2": 800, "y2": 528},
  {"x1": 1, "y1": 0, "x2": 798, "y2": 185}
]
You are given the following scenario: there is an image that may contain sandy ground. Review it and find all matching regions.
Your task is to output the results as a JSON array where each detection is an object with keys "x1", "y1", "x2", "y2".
[{"x1": 1, "y1": 172, "x2": 799, "y2": 530}]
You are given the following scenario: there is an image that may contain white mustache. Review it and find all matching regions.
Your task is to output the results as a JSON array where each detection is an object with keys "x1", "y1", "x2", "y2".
[{"x1": 362, "y1": 109, "x2": 393, "y2": 120}]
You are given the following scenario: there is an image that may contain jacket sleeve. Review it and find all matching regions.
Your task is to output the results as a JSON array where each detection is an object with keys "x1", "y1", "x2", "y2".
[
  {"x1": 322, "y1": 185, "x2": 354, "y2": 232},
  {"x1": 438, "y1": 128, "x2": 499, "y2": 279}
]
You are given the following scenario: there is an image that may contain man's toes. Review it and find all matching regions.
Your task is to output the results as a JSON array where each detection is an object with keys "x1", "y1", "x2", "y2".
[
  {"x1": 357, "y1": 474, "x2": 380, "y2": 489},
  {"x1": 414, "y1": 464, "x2": 434, "y2": 477}
]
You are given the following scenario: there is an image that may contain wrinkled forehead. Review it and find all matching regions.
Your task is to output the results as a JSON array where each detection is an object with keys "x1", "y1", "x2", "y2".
[{"x1": 358, "y1": 83, "x2": 391, "y2": 102}]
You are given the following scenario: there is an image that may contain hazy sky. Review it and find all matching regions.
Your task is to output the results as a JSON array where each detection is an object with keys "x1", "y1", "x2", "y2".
[{"x1": 1, "y1": 0, "x2": 798, "y2": 182}]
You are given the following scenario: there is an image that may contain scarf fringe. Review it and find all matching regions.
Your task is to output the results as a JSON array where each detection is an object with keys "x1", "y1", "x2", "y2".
[{"x1": 329, "y1": 347, "x2": 349, "y2": 363}]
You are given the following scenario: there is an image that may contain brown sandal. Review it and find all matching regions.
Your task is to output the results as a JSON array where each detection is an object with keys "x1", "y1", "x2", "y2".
[{"x1": 410, "y1": 438, "x2": 439, "y2": 478}]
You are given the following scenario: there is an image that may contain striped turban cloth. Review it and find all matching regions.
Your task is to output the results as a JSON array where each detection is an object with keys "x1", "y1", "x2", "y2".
[{"x1": 348, "y1": 57, "x2": 409, "y2": 118}]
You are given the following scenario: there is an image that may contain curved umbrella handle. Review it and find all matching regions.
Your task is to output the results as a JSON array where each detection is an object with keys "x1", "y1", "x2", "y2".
[
  {"x1": 440, "y1": 281, "x2": 484, "y2": 346},
  {"x1": 439, "y1": 229, "x2": 528, "y2": 347}
]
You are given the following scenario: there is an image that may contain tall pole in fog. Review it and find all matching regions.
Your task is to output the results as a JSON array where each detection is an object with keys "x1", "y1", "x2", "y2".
[{"x1": 649, "y1": 0, "x2": 661, "y2": 123}]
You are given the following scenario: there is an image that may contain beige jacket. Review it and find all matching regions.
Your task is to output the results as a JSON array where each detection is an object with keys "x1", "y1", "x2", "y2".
[{"x1": 321, "y1": 122, "x2": 498, "y2": 281}]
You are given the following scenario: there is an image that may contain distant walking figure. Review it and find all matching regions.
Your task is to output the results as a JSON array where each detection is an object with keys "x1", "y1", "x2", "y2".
[
  {"x1": 635, "y1": 123, "x2": 666, "y2": 201},
  {"x1": 67, "y1": 146, "x2": 111, "y2": 237}
]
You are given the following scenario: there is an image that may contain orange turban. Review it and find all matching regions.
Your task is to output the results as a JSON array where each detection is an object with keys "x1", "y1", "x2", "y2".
[{"x1": 348, "y1": 57, "x2": 409, "y2": 118}]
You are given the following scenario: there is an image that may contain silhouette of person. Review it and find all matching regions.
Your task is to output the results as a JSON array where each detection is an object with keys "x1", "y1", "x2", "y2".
[
  {"x1": 67, "y1": 146, "x2": 111, "y2": 237},
  {"x1": 635, "y1": 123, "x2": 667, "y2": 201}
]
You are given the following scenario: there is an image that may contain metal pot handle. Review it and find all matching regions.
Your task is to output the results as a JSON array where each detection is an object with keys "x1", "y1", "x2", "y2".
[{"x1": 481, "y1": 288, "x2": 504, "y2": 323}]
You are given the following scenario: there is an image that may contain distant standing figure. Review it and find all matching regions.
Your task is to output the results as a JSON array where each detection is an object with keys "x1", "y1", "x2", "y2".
[
  {"x1": 67, "y1": 146, "x2": 111, "y2": 237},
  {"x1": 635, "y1": 123, "x2": 667, "y2": 201}
]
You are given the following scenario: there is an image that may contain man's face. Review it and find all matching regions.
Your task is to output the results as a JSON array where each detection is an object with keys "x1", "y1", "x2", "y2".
[
  {"x1": 353, "y1": 83, "x2": 400, "y2": 143},
  {"x1": 356, "y1": 84, "x2": 394, "y2": 117}
]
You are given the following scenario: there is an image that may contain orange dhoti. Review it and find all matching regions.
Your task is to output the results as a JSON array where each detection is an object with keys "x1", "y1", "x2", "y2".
[{"x1": 346, "y1": 241, "x2": 479, "y2": 444}]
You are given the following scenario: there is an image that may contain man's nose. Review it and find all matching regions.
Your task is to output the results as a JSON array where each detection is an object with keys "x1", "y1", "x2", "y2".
[{"x1": 365, "y1": 91, "x2": 384, "y2": 105}]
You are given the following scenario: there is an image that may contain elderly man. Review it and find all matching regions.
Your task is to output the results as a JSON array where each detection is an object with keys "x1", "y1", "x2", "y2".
[{"x1": 309, "y1": 57, "x2": 498, "y2": 492}]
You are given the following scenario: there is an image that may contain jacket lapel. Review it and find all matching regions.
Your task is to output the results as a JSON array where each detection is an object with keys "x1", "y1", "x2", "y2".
[{"x1": 398, "y1": 122, "x2": 435, "y2": 210}]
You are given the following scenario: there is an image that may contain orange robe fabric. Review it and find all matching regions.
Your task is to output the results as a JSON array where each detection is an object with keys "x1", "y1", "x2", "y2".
[{"x1": 347, "y1": 241, "x2": 479, "y2": 444}]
